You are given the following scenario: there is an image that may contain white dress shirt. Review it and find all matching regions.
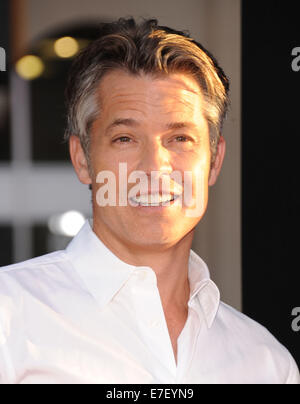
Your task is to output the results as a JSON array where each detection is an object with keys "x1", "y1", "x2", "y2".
[{"x1": 0, "y1": 220, "x2": 299, "y2": 384}]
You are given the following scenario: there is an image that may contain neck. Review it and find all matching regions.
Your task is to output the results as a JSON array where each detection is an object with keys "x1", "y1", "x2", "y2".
[{"x1": 92, "y1": 218, "x2": 194, "y2": 309}]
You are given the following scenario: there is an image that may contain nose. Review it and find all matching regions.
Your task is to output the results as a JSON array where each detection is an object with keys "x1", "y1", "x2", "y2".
[{"x1": 137, "y1": 139, "x2": 173, "y2": 177}]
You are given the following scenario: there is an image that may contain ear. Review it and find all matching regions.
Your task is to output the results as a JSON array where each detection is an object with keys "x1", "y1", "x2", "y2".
[
  {"x1": 69, "y1": 135, "x2": 92, "y2": 185},
  {"x1": 208, "y1": 136, "x2": 226, "y2": 186}
]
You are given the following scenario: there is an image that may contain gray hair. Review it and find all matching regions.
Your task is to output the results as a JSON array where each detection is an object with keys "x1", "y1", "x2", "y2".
[{"x1": 64, "y1": 17, "x2": 230, "y2": 167}]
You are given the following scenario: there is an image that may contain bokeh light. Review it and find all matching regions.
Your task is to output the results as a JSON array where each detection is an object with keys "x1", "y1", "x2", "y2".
[
  {"x1": 16, "y1": 55, "x2": 45, "y2": 80},
  {"x1": 48, "y1": 211, "x2": 85, "y2": 237},
  {"x1": 54, "y1": 36, "x2": 79, "y2": 58}
]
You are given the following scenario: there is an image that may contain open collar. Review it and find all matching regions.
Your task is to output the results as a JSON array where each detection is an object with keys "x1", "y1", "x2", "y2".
[{"x1": 66, "y1": 220, "x2": 220, "y2": 328}]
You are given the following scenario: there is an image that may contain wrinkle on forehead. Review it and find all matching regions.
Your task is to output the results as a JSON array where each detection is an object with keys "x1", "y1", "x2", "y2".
[
  {"x1": 104, "y1": 95, "x2": 199, "y2": 114},
  {"x1": 97, "y1": 70, "x2": 203, "y2": 112}
]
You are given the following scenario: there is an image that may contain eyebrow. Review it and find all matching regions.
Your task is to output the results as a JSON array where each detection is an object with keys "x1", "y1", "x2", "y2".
[{"x1": 105, "y1": 118, "x2": 198, "y2": 134}]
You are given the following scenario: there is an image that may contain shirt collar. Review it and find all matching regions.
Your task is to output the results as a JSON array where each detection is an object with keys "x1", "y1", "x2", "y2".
[
  {"x1": 65, "y1": 220, "x2": 137, "y2": 309},
  {"x1": 188, "y1": 250, "x2": 220, "y2": 328},
  {"x1": 66, "y1": 220, "x2": 220, "y2": 328}
]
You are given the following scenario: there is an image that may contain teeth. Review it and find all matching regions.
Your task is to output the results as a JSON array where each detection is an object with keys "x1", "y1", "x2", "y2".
[{"x1": 130, "y1": 194, "x2": 176, "y2": 206}]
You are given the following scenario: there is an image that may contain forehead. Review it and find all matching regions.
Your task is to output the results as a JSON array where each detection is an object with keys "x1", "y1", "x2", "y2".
[{"x1": 97, "y1": 69, "x2": 204, "y2": 117}]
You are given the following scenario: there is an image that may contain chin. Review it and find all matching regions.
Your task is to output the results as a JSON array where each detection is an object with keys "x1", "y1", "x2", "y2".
[{"x1": 127, "y1": 224, "x2": 193, "y2": 248}]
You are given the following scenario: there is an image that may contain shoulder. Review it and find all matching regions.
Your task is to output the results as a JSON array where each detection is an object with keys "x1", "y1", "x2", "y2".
[
  {"x1": 217, "y1": 301, "x2": 275, "y2": 337},
  {"x1": 0, "y1": 251, "x2": 69, "y2": 301},
  {"x1": 0, "y1": 251, "x2": 67, "y2": 274},
  {"x1": 215, "y1": 301, "x2": 300, "y2": 384},
  {"x1": 217, "y1": 301, "x2": 288, "y2": 353},
  {"x1": 218, "y1": 302, "x2": 285, "y2": 346},
  {"x1": 0, "y1": 250, "x2": 83, "y2": 335},
  {"x1": 0, "y1": 251, "x2": 70, "y2": 383},
  {"x1": 0, "y1": 251, "x2": 67, "y2": 278}
]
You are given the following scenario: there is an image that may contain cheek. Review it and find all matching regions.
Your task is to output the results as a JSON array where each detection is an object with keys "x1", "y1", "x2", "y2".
[
  {"x1": 181, "y1": 152, "x2": 211, "y2": 201},
  {"x1": 90, "y1": 143, "x2": 118, "y2": 175},
  {"x1": 193, "y1": 142, "x2": 211, "y2": 174},
  {"x1": 178, "y1": 146, "x2": 211, "y2": 175}
]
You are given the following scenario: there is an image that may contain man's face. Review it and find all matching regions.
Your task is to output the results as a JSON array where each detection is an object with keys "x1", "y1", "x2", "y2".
[{"x1": 71, "y1": 69, "x2": 225, "y2": 249}]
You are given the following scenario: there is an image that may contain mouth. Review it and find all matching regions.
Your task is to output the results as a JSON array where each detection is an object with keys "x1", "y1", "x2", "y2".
[{"x1": 129, "y1": 193, "x2": 181, "y2": 207}]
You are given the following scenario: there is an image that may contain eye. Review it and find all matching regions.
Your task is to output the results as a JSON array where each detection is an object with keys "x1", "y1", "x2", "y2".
[
  {"x1": 174, "y1": 135, "x2": 193, "y2": 142},
  {"x1": 113, "y1": 136, "x2": 132, "y2": 143}
]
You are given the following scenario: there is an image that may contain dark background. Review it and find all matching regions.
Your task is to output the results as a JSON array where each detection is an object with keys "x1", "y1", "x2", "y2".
[
  {"x1": 242, "y1": 0, "x2": 300, "y2": 366},
  {"x1": 0, "y1": 0, "x2": 10, "y2": 161},
  {"x1": 0, "y1": 0, "x2": 12, "y2": 267}
]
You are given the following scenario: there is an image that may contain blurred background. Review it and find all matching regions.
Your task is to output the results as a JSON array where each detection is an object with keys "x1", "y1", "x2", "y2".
[{"x1": 0, "y1": 0, "x2": 299, "y2": 365}]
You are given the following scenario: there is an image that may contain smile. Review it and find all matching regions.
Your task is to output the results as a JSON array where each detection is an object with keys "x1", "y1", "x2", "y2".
[{"x1": 129, "y1": 193, "x2": 181, "y2": 207}]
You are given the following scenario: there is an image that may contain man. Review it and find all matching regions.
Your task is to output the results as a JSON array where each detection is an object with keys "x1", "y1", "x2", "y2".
[{"x1": 0, "y1": 17, "x2": 299, "y2": 384}]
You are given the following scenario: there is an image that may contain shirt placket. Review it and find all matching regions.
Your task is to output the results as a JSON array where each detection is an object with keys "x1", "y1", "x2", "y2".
[
  {"x1": 129, "y1": 269, "x2": 177, "y2": 382},
  {"x1": 175, "y1": 299, "x2": 202, "y2": 383}
]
